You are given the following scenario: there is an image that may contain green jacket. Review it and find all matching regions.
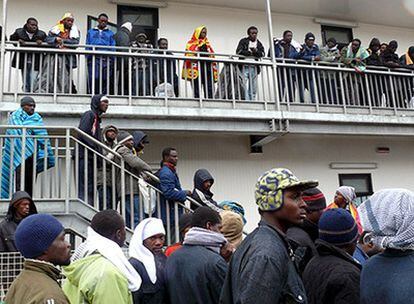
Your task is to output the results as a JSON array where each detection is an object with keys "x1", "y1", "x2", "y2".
[
  {"x1": 5, "y1": 259, "x2": 69, "y2": 304},
  {"x1": 63, "y1": 254, "x2": 133, "y2": 304}
]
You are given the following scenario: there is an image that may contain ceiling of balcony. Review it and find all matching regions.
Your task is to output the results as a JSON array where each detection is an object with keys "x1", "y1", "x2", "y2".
[{"x1": 170, "y1": 0, "x2": 414, "y2": 29}]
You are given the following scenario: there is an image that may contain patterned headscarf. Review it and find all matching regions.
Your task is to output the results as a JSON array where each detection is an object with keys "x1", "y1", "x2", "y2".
[
  {"x1": 336, "y1": 186, "x2": 357, "y2": 204},
  {"x1": 358, "y1": 189, "x2": 414, "y2": 250},
  {"x1": 255, "y1": 168, "x2": 318, "y2": 211}
]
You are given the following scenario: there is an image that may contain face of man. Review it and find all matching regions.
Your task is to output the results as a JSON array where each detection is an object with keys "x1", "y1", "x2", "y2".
[
  {"x1": 143, "y1": 233, "x2": 165, "y2": 255},
  {"x1": 371, "y1": 44, "x2": 380, "y2": 53},
  {"x1": 158, "y1": 39, "x2": 168, "y2": 49},
  {"x1": 306, "y1": 208, "x2": 324, "y2": 224},
  {"x1": 63, "y1": 18, "x2": 74, "y2": 30},
  {"x1": 306, "y1": 38, "x2": 315, "y2": 48},
  {"x1": 327, "y1": 41, "x2": 336, "y2": 49},
  {"x1": 248, "y1": 29, "x2": 258, "y2": 41},
  {"x1": 137, "y1": 35, "x2": 147, "y2": 44},
  {"x1": 115, "y1": 224, "x2": 127, "y2": 247},
  {"x1": 99, "y1": 100, "x2": 109, "y2": 113},
  {"x1": 206, "y1": 221, "x2": 222, "y2": 233},
  {"x1": 199, "y1": 28, "x2": 207, "y2": 39},
  {"x1": 14, "y1": 199, "x2": 31, "y2": 219},
  {"x1": 380, "y1": 44, "x2": 387, "y2": 53},
  {"x1": 202, "y1": 180, "x2": 213, "y2": 192},
  {"x1": 22, "y1": 103, "x2": 36, "y2": 115},
  {"x1": 26, "y1": 20, "x2": 38, "y2": 34},
  {"x1": 44, "y1": 231, "x2": 71, "y2": 266},
  {"x1": 167, "y1": 150, "x2": 178, "y2": 166},
  {"x1": 97, "y1": 15, "x2": 108, "y2": 30},
  {"x1": 284, "y1": 32, "x2": 293, "y2": 44},
  {"x1": 351, "y1": 40, "x2": 361, "y2": 53},
  {"x1": 124, "y1": 139, "x2": 134, "y2": 149},
  {"x1": 106, "y1": 130, "x2": 117, "y2": 142},
  {"x1": 334, "y1": 192, "x2": 348, "y2": 209},
  {"x1": 276, "y1": 187, "x2": 307, "y2": 226}
]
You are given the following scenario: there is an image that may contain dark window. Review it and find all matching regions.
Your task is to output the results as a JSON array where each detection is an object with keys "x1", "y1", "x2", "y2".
[
  {"x1": 117, "y1": 5, "x2": 159, "y2": 46},
  {"x1": 321, "y1": 25, "x2": 353, "y2": 50},
  {"x1": 338, "y1": 173, "x2": 373, "y2": 206},
  {"x1": 87, "y1": 15, "x2": 118, "y2": 34}
]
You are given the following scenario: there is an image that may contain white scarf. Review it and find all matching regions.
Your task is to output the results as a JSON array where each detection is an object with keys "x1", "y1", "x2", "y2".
[
  {"x1": 50, "y1": 24, "x2": 80, "y2": 39},
  {"x1": 73, "y1": 227, "x2": 142, "y2": 291},
  {"x1": 129, "y1": 218, "x2": 166, "y2": 284}
]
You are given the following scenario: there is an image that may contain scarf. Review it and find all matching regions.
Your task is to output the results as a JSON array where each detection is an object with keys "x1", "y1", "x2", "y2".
[
  {"x1": 194, "y1": 189, "x2": 222, "y2": 212},
  {"x1": 345, "y1": 42, "x2": 369, "y2": 72},
  {"x1": 183, "y1": 227, "x2": 227, "y2": 254},
  {"x1": 129, "y1": 218, "x2": 166, "y2": 284},
  {"x1": 72, "y1": 227, "x2": 141, "y2": 291},
  {"x1": 50, "y1": 13, "x2": 80, "y2": 40},
  {"x1": 359, "y1": 189, "x2": 414, "y2": 250},
  {"x1": 163, "y1": 162, "x2": 176, "y2": 172},
  {"x1": 182, "y1": 25, "x2": 218, "y2": 82},
  {"x1": 405, "y1": 50, "x2": 414, "y2": 65},
  {"x1": 337, "y1": 186, "x2": 357, "y2": 203}
]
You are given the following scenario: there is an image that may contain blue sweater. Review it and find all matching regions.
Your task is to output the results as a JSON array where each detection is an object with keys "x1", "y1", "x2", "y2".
[
  {"x1": 361, "y1": 249, "x2": 414, "y2": 304},
  {"x1": 158, "y1": 165, "x2": 187, "y2": 203},
  {"x1": 298, "y1": 44, "x2": 320, "y2": 61},
  {"x1": 86, "y1": 28, "x2": 115, "y2": 51}
]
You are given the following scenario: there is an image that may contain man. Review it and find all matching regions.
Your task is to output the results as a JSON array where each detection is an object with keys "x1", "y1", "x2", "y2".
[
  {"x1": 236, "y1": 26, "x2": 265, "y2": 100},
  {"x1": 132, "y1": 33, "x2": 153, "y2": 96},
  {"x1": 86, "y1": 13, "x2": 115, "y2": 94},
  {"x1": 0, "y1": 191, "x2": 37, "y2": 252},
  {"x1": 1, "y1": 96, "x2": 55, "y2": 198},
  {"x1": 287, "y1": 187, "x2": 326, "y2": 274},
  {"x1": 153, "y1": 38, "x2": 179, "y2": 97},
  {"x1": 165, "y1": 213, "x2": 192, "y2": 257},
  {"x1": 129, "y1": 218, "x2": 168, "y2": 304},
  {"x1": 381, "y1": 40, "x2": 401, "y2": 68},
  {"x1": 77, "y1": 94, "x2": 109, "y2": 205},
  {"x1": 400, "y1": 46, "x2": 414, "y2": 68},
  {"x1": 97, "y1": 125, "x2": 118, "y2": 209},
  {"x1": 166, "y1": 206, "x2": 228, "y2": 304},
  {"x1": 191, "y1": 168, "x2": 218, "y2": 209},
  {"x1": 366, "y1": 38, "x2": 382, "y2": 66},
  {"x1": 37, "y1": 12, "x2": 80, "y2": 93},
  {"x1": 302, "y1": 208, "x2": 361, "y2": 304},
  {"x1": 10, "y1": 18, "x2": 47, "y2": 92},
  {"x1": 63, "y1": 210, "x2": 141, "y2": 304},
  {"x1": 320, "y1": 37, "x2": 340, "y2": 63},
  {"x1": 341, "y1": 38, "x2": 369, "y2": 71},
  {"x1": 114, "y1": 131, "x2": 152, "y2": 228},
  {"x1": 220, "y1": 168, "x2": 318, "y2": 304},
  {"x1": 5, "y1": 214, "x2": 71, "y2": 304},
  {"x1": 319, "y1": 37, "x2": 341, "y2": 104},
  {"x1": 113, "y1": 22, "x2": 132, "y2": 95}
]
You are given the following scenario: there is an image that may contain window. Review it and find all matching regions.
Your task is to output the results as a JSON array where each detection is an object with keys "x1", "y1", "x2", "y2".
[
  {"x1": 117, "y1": 5, "x2": 159, "y2": 46},
  {"x1": 87, "y1": 15, "x2": 118, "y2": 33},
  {"x1": 338, "y1": 173, "x2": 373, "y2": 206},
  {"x1": 321, "y1": 25, "x2": 353, "y2": 50}
]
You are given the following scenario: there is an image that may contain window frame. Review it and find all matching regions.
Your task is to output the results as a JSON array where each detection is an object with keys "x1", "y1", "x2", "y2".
[{"x1": 321, "y1": 25, "x2": 353, "y2": 50}]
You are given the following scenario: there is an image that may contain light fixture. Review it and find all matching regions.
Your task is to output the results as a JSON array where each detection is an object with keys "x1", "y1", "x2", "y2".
[
  {"x1": 330, "y1": 162, "x2": 377, "y2": 170},
  {"x1": 109, "y1": 0, "x2": 168, "y2": 8}
]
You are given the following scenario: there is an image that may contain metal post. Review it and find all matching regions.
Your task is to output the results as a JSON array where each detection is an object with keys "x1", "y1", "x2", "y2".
[
  {"x1": 0, "y1": 0, "x2": 8, "y2": 100},
  {"x1": 65, "y1": 128, "x2": 71, "y2": 213},
  {"x1": 265, "y1": 0, "x2": 280, "y2": 111}
]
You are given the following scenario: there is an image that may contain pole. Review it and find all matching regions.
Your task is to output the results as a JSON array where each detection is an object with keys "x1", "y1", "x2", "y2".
[
  {"x1": 265, "y1": 0, "x2": 281, "y2": 111},
  {"x1": 0, "y1": 0, "x2": 8, "y2": 101}
]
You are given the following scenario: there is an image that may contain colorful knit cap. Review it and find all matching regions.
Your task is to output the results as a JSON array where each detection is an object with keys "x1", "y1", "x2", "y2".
[
  {"x1": 303, "y1": 188, "x2": 326, "y2": 211},
  {"x1": 255, "y1": 168, "x2": 318, "y2": 211},
  {"x1": 319, "y1": 208, "x2": 359, "y2": 246},
  {"x1": 219, "y1": 201, "x2": 247, "y2": 224}
]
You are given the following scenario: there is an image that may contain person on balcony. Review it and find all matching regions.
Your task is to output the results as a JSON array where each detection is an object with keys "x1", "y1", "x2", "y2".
[
  {"x1": 319, "y1": 37, "x2": 341, "y2": 104},
  {"x1": 129, "y1": 218, "x2": 168, "y2": 304},
  {"x1": 220, "y1": 168, "x2": 317, "y2": 304},
  {"x1": 10, "y1": 18, "x2": 47, "y2": 93},
  {"x1": 400, "y1": 46, "x2": 414, "y2": 68},
  {"x1": 297, "y1": 32, "x2": 320, "y2": 103},
  {"x1": 380, "y1": 42, "x2": 388, "y2": 55},
  {"x1": 113, "y1": 22, "x2": 132, "y2": 95},
  {"x1": 36, "y1": 12, "x2": 80, "y2": 94},
  {"x1": 86, "y1": 13, "x2": 115, "y2": 95},
  {"x1": 366, "y1": 38, "x2": 382, "y2": 66},
  {"x1": 191, "y1": 168, "x2": 218, "y2": 209},
  {"x1": 236, "y1": 26, "x2": 265, "y2": 101},
  {"x1": 97, "y1": 125, "x2": 118, "y2": 210},
  {"x1": 1, "y1": 96, "x2": 55, "y2": 199},
  {"x1": 5, "y1": 214, "x2": 71, "y2": 304},
  {"x1": 114, "y1": 131, "x2": 152, "y2": 228},
  {"x1": 182, "y1": 26, "x2": 218, "y2": 99},
  {"x1": 341, "y1": 38, "x2": 369, "y2": 72},
  {"x1": 77, "y1": 94, "x2": 109, "y2": 206},
  {"x1": 381, "y1": 40, "x2": 401, "y2": 68},
  {"x1": 152, "y1": 38, "x2": 179, "y2": 97},
  {"x1": 166, "y1": 206, "x2": 228, "y2": 304},
  {"x1": 63, "y1": 210, "x2": 141, "y2": 304},
  {"x1": 131, "y1": 33, "x2": 153, "y2": 97}
]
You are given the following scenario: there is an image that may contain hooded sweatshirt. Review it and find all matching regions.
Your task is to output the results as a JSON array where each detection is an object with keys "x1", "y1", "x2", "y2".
[
  {"x1": 191, "y1": 169, "x2": 218, "y2": 209},
  {"x1": 0, "y1": 191, "x2": 37, "y2": 252}
]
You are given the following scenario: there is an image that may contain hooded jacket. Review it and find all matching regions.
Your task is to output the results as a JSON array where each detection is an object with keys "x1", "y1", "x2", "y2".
[
  {"x1": 132, "y1": 131, "x2": 149, "y2": 151},
  {"x1": 78, "y1": 94, "x2": 106, "y2": 158},
  {"x1": 97, "y1": 125, "x2": 118, "y2": 187},
  {"x1": 0, "y1": 191, "x2": 37, "y2": 252},
  {"x1": 114, "y1": 26, "x2": 131, "y2": 48},
  {"x1": 191, "y1": 169, "x2": 217, "y2": 208}
]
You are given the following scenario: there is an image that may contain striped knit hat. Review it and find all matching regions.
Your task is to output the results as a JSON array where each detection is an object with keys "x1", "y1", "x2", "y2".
[
  {"x1": 303, "y1": 188, "x2": 326, "y2": 211},
  {"x1": 319, "y1": 208, "x2": 358, "y2": 246}
]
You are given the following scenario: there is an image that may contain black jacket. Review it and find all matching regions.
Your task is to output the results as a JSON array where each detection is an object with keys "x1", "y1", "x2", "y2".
[
  {"x1": 236, "y1": 38, "x2": 265, "y2": 73},
  {"x1": 114, "y1": 27, "x2": 131, "y2": 48},
  {"x1": 130, "y1": 254, "x2": 168, "y2": 304},
  {"x1": 10, "y1": 26, "x2": 47, "y2": 70},
  {"x1": 365, "y1": 49, "x2": 382, "y2": 66},
  {"x1": 220, "y1": 220, "x2": 307, "y2": 304},
  {"x1": 166, "y1": 245, "x2": 227, "y2": 304},
  {"x1": 302, "y1": 240, "x2": 361, "y2": 304},
  {"x1": 0, "y1": 191, "x2": 37, "y2": 252},
  {"x1": 191, "y1": 169, "x2": 217, "y2": 209}
]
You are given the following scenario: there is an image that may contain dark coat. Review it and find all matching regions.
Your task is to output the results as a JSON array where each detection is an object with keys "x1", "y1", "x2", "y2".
[
  {"x1": 45, "y1": 26, "x2": 80, "y2": 69},
  {"x1": 166, "y1": 244, "x2": 227, "y2": 304},
  {"x1": 302, "y1": 240, "x2": 361, "y2": 304},
  {"x1": 298, "y1": 44, "x2": 321, "y2": 61},
  {"x1": 270, "y1": 40, "x2": 299, "y2": 59},
  {"x1": 114, "y1": 27, "x2": 131, "y2": 48},
  {"x1": 381, "y1": 50, "x2": 400, "y2": 68},
  {"x1": 10, "y1": 26, "x2": 47, "y2": 70},
  {"x1": 365, "y1": 49, "x2": 382, "y2": 66},
  {"x1": 0, "y1": 191, "x2": 37, "y2": 252},
  {"x1": 130, "y1": 254, "x2": 168, "y2": 304},
  {"x1": 191, "y1": 169, "x2": 217, "y2": 209},
  {"x1": 220, "y1": 220, "x2": 307, "y2": 304},
  {"x1": 236, "y1": 38, "x2": 265, "y2": 74},
  {"x1": 361, "y1": 249, "x2": 414, "y2": 304},
  {"x1": 159, "y1": 165, "x2": 187, "y2": 203}
]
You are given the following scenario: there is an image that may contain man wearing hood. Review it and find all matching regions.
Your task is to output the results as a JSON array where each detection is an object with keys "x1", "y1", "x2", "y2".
[
  {"x1": 114, "y1": 22, "x2": 133, "y2": 95},
  {"x1": 78, "y1": 94, "x2": 109, "y2": 205},
  {"x1": 114, "y1": 130, "x2": 152, "y2": 228},
  {"x1": 191, "y1": 168, "x2": 218, "y2": 209},
  {"x1": 97, "y1": 125, "x2": 118, "y2": 209}
]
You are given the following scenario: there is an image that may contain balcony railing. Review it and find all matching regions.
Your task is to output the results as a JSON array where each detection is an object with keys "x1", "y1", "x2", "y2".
[{"x1": 1, "y1": 42, "x2": 414, "y2": 115}]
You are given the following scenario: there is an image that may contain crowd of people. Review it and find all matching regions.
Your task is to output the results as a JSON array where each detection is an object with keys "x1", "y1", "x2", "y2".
[
  {"x1": 7, "y1": 13, "x2": 414, "y2": 103},
  {"x1": 1, "y1": 166, "x2": 414, "y2": 304}
]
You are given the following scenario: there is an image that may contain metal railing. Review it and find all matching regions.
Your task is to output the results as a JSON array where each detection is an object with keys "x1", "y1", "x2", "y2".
[{"x1": 2, "y1": 42, "x2": 414, "y2": 114}]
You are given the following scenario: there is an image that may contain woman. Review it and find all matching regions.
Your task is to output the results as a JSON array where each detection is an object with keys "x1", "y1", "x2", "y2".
[
  {"x1": 129, "y1": 218, "x2": 168, "y2": 304},
  {"x1": 182, "y1": 26, "x2": 218, "y2": 99},
  {"x1": 326, "y1": 186, "x2": 362, "y2": 233}
]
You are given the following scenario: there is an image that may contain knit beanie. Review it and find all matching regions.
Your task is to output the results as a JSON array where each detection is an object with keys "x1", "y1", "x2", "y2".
[
  {"x1": 319, "y1": 209, "x2": 358, "y2": 246},
  {"x1": 20, "y1": 96, "x2": 35, "y2": 107},
  {"x1": 15, "y1": 214, "x2": 64, "y2": 258},
  {"x1": 303, "y1": 188, "x2": 326, "y2": 211},
  {"x1": 220, "y1": 211, "x2": 243, "y2": 248}
]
